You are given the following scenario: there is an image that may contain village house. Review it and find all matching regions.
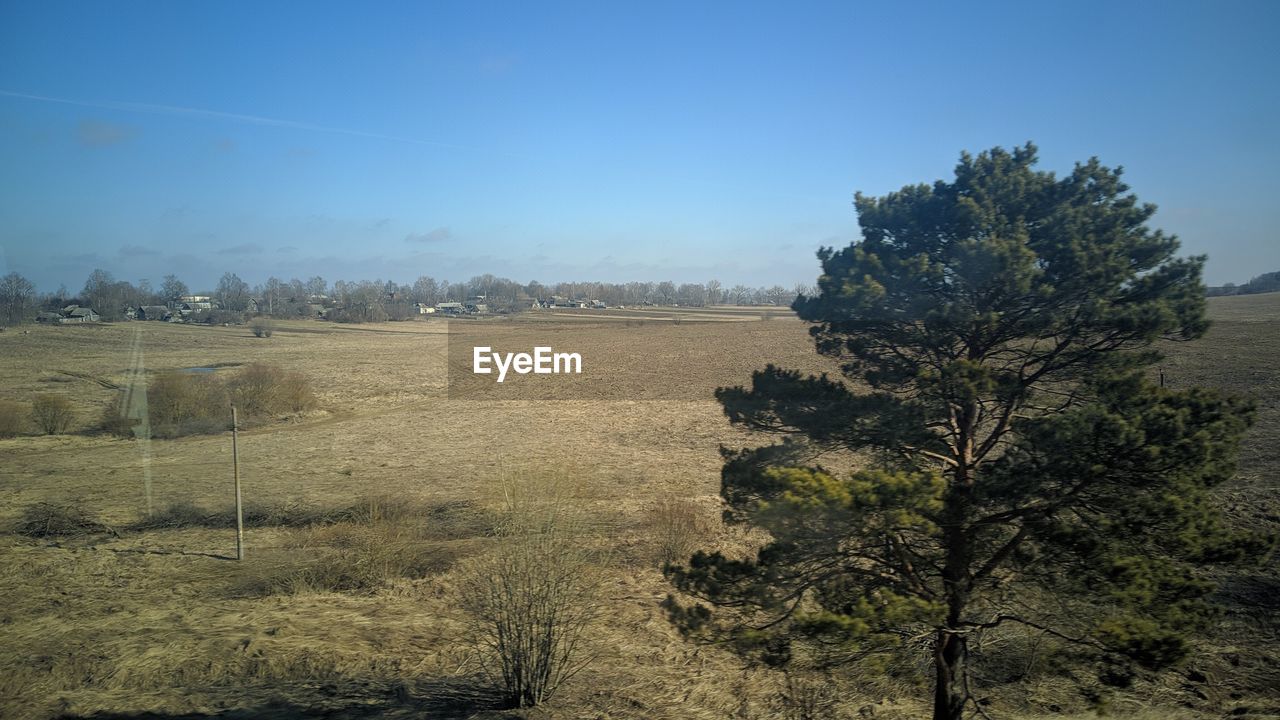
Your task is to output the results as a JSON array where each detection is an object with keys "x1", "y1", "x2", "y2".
[
  {"x1": 177, "y1": 301, "x2": 214, "y2": 316},
  {"x1": 137, "y1": 305, "x2": 171, "y2": 321},
  {"x1": 38, "y1": 305, "x2": 101, "y2": 324}
]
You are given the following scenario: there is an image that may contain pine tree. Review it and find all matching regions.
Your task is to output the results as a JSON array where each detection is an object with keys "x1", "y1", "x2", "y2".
[{"x1": 664, "y1": 144, "x2": 1272, "y2": 720}]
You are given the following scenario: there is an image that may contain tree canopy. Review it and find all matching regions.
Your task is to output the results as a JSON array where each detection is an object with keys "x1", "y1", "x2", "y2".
[{"x1": 664, "y1": 144, "x2": 1272, "y2": 719}]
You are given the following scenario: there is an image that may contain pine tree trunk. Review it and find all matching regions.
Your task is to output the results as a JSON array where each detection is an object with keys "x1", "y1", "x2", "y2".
[
  {"x1": 936, "y1": 445, "x2": 974, "y2": 720},
  {"x1": 933, "y1": 627, "x2": 968, "y2": 720}
]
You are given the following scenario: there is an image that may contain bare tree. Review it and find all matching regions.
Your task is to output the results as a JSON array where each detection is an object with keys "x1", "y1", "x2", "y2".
[
  {"x1": 160, "y1": 274, "x2": 188, "y2": 305},
  {"x1": 705, "y1": 279, "x2": 722, "y2": 306},
  {"x1": 0, "y1": 272, "x2": 36, "y2": 326},
  {"x1": 216, "y1": 272, "x2": 250, "y2": 312}
]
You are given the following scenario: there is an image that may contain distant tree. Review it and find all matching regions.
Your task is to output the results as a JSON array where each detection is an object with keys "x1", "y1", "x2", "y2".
[
  {"x1": 299, "y1": 276, "x2": 323, "y2": 299},
  {"x1": 727, "y1": 284, "x2": 751, "y2": 305},
  {"x1": 262, "y1": 277, "x2": 286, "y2": 315},
  {"x1": 763, "y1": 284, "x2": 792, "y2": 305},
  {"x1": 413, "y1": 276, "x2": 441, "y2": 304},
  {"x1": 81, "y1": 268, "x2": 114, "y2": 313},
  {"x1": 216, "y1": 272, "x2": 250, "y2": 312},
  {"x1": 136, "y1": 278, "x2": 157, "y2": 304},
  {"x1": 656, "y1": 281, "x2": 676, "y2": 305},
  {"x1": 0, "y1": 272, "x2": 36, "y2": 325},
  {"x1": 160, "y1": 275, "x2": 188, "y2": 304},
  {"x1": 81, "y1": 269, "x2": 136, "y2": 320},
  {"x1": 664, "y1": 144, "x2": 1272, "y2": 720},
  {"x1": 676, "y1": 282, "x2": 707, "y2": 307},
  {"x1": 705, "y1": 279, "x2": 722, "y2": 306}
]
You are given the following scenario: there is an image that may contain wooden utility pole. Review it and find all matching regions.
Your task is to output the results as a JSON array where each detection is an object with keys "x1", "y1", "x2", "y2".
[{"x1": 231, "y1": 405, "x2": 244, "y2": 561}]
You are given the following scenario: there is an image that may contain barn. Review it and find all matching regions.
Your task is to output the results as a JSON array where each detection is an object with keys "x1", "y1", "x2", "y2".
[
  {"x1": 138, "y1": 305, "x2": 171, "y2": 321},
  {"x1": 55, "y1": 306, "x2": 100, "y2": 323}
]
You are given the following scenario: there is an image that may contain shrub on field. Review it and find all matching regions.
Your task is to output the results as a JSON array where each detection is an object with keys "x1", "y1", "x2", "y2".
[
  {"x1": 120, "y1": 364, "x2": 315, "y2": 438},
  {"x1": 98, "y1": 390, "x2": 137, "y2": 437},
  {"x1": 250, "y1": 318, "x2": 274, "y2": 337},
  {"x1": 16, "y1": 502, "x2": 117, "y2": 537},
  {"x1": 191, "y1": 309, "x2": 243, "y2": 325},
  {"x1": 226, "y1": 363, "x2": 315, "y2": 417},
  {"x1": 650, "y1": 495, "x2": 712, "y2": 568},
  {"x1": 0, "y1": 399, "x2": 26, "y2": 437},
  {"x1": 147, "y1": 370, "x2": 228, "y2": 438},
  {"x1": 30, "y1": 394, "x2": 75, "y2": 435},
  {"x1": 459, "y1": 475, "x2": 605, "y2": 708},
  {"x1": 327, "y1": 305, "x2": 388, "y2": 323}
]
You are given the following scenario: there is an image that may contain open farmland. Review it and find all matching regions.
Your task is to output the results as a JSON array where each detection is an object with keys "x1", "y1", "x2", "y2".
[{"x1": 1, "y1": 299, "x2": 1277, "y2": 719}]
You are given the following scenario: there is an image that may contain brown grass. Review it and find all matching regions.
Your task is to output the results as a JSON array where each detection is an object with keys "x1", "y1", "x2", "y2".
[{"x1": 0, "y1": 398, "x2": 25, "y2": 437}]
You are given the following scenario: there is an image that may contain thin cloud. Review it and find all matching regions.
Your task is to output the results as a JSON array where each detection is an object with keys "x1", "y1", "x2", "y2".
[
  {"x1": 119, "y1": 244, "x2": 159, "y2": 256},
  {"x1": 78, "y1": 119, "x2": 134, "y2": 147},
  {"x1": 405, "y1": 227, "x2": 452, "y2": 244},
  {"x1": 3, "y1": 89, "x2": 468, "y2": 152},
  {"x1": 216, "y1": 243, "x2": 263, "y2": 255}
]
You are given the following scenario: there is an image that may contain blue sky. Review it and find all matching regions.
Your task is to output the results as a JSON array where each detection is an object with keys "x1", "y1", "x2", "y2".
[{"x1": 1, "y1": 0, "x2": 1277, "y2": 293}]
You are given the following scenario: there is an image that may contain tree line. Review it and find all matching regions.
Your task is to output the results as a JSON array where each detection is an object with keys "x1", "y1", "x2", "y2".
[
  {"x1": 1206, "y1": 270, "x2": 1280, "y2": 297},
  {"x1": 0, "y1": 268, "x2": 815, "y2": 326}
]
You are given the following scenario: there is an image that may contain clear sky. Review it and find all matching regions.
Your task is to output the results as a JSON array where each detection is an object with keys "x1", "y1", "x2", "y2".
[{"x1": 2, "y1": 0, "x2": 1277, "y2": 293}]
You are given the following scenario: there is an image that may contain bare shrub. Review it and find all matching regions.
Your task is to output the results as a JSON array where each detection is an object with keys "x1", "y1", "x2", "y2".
[
  {"x1": 250, "y1": 318, "x2": 274, "y2": 338},
  {"x1": 459, "y1": 475, "x2": 605, "y2": 708},
  {"x1": 776, "y1": 672, "x2": 841, "y2": 720},
  {"x1": 0, "y1": 399, "x2": 26, "y2": 437},
  {"x1": 650, "y1": 494, "x2": 712, "y2": 568},
  {"x1": 30, "y1": 394, "x2": 74, "y2": 435},
  {"x1": 147, "y1": 371, "x2": 227, "y2": 438},
  {"x1": 16, "y1": 502, "x2": 117, "y2": 538},
  {"x1": 226, "y1": 363, "x2": 315, "y2": 417},
  {"x1": 192, "y1": 308, "x2": 243, "y2": 325},
  {"x1": 140, "y1": 364, "x2": 314, "y2": 438},
  {"x1": 98, "y1": 390, "x2": 136, "y2": 437}
]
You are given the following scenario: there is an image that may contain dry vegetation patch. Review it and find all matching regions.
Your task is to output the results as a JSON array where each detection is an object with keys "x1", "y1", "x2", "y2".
[{"x1": 14, "y1": 502, "x2": 118, "y2": 538}]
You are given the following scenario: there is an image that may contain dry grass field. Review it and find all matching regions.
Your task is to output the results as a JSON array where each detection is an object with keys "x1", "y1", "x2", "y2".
[{"x1": 1, "y1": 298, "x2": 1277, "y2": 719}]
